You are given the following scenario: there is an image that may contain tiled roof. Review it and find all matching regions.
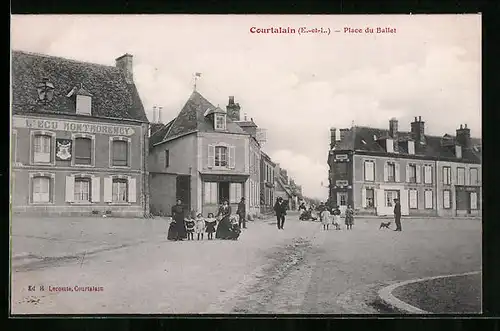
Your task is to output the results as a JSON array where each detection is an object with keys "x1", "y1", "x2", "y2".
[
  {"x1": 11, "y1": 51, "x2": 148, "y2": 122},
  {"x1": 334, "y1": 126, "x2": 481, "y2": 163},
  {"x1": 153, "y1": 91, "x2": 247, "y2": 145},
  {"x1": 237, "y1": 120, "x2": 257, "y2": 127}
]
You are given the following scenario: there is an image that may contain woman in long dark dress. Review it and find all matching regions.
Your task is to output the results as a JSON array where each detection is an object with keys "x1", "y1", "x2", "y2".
[
  {"x1": 215, "y1": 200, "x2": 232, "y2": 239},
  {"x1": 171, "y1": 199, "x2": 187, "y2": 240}
]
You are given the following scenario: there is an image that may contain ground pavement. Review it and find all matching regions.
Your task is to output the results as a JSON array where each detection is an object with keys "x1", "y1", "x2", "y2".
[{"x1": 10, "y1": 213, "x2": 481, "y2": 314}]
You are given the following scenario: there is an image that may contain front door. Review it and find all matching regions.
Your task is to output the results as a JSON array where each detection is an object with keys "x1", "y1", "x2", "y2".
[
  {"x1": 176, "y1": 175, "x2": 191, "y2": 212},
  {"x1": 218, "y1": 182, "x2": 229, "y2": 204}
]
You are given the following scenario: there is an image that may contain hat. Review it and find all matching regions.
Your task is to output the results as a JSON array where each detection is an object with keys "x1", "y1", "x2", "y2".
[{"x1": 241, "y1": 197, "x2": 245, "y2": 200}]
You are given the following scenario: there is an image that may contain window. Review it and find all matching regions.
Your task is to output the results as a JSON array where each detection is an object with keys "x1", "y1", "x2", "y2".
[
  {"x1": 408, "y1": 164, "x2": 417, "y2": 183},
  {"x1": 74, "y1": 137, "x2": 92, "y2": 165},
  {"x1": 457, "y1": 167, "x2": 465, "y2": 185},
  {"x1": 112, "y1": 178, "x2": 128, "y2": 202},
  {"x1": 424, "y1": 165, "x2": 433, "y2": 184},
  {"x1": 230, "y1": 183, "x2": 243, "y2": 203},
  {"x1": 443, "y1": 190, "x2": 451, "y2": 209},
  {"x1": 204, "y1": 182, "x2": 218, "y2": 204},
  {"x1": 33, "y1": 134, "x2": 52, "y2": 163},
  {"x1": 215, "y1": 146, "x2": 228, "y2": 167},
  {"x1": 32, "y1": 176, "x2": 51, "y2": 203},
  {"x1": 455, "y1": 145, "x2": 462, "y2": 159},
  {"x1": 365, "y1": 188, "x2": 374, "y2": 208},
  {"x1": 215, "y1": 114, "x2": 226, "y2": 130},
  {"x1": 165, "y1": 150, "x2": 170, "y2": 168},
  {"x1": 337, "y1": 192, "x2": 347, "y2": 206},
  {"x1": 74, "y1": 178, "x2": 91, "y2": 202},
  {"x1": 76, "y1": 95, "x2": 92, "y2": 115},
  {"x1": 470, "y1": 168, "x2": 479, "y2": 186},
  {"x1": 424, "y1": 190, "x2": 433, "y2": 209},
  {"x1": 386, "y1": 138, "x2": 394, "y2": 153},
  {"x1": 387, "y1": 163, "x2": 396, "y2": 182},
  {"x1": 384, "y1": 190, "x2": 399, "y2": 207},
  {"x1": 408, "y1": 141, "x2": 415, "y2": 155},
  {"x1": 443, "y1": 166, "x2": 451, "y2": 185},
  {"x1": 336, "y1": 162, "x2": 348, "y2": 177},
  {"x1": 112, "y1": 140, "x2": 128, "y2": 166},
  {"x1": 409, "y1": 189, "x2": 418, "y2": 209},
  {"x1": 364, "y1": 161, "x2": 374, "y2": 181},
  {"x1": 470, "y1": 192, "x2": 478, "y2": 210}
]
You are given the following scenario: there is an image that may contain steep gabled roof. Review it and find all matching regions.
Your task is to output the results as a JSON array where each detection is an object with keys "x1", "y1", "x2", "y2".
[
  {"x1": 333, "y1": 125, "x2": 481, "y2": 163},
  {"x1": 153, "y1": 91, "x2": 248, "y2": 145},
  {"x1": 11, "y1": 50, "x2": 147, "y2": 122}
]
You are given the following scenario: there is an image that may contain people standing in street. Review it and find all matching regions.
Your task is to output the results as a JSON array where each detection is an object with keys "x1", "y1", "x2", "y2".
[
  {"x1": 274, "y1": 197, "x2": 287, "y2": 230},
  {"x1": 298, "y1": 201, "x2": 307, "y2": 220},
  {"x1": 184, "y1": 211, "x2": 196, "y2": 240},
  {"x1": 205, "y1": 213, "x2": 217, "y2": 240},
  {"x1": 215, "y1": 200, "x2": 233, "y2": 239},
  {"x1": 171, "y1": 199, "x2": 187, "y2": 241},
  {"x1": 237, "y1": 197, "x2": 247, "y2": 229},
  {"x1": 332, "y1": 205, "x2": 341, "y2": 230},
  {"x1": 195, "y1": 213, "x2": 206, "y2": 240},
  {"x1": 394, "y1": 198, "x2": 402, "y2": 231},
  {"x1": 345, "y1": 204, "x2": 354, "y2": 230}
]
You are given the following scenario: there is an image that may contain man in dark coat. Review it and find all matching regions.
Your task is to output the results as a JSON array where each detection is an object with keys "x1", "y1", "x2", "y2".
[
  {"x1": 274, "y1": 197, "x2": 287, "y2": 230},
  {"x1": 237, "y1": 197, "x2": 246, "y2": 229},
  {"x1": 394, "y1": 198, "x2": 402, "y2": 231}
]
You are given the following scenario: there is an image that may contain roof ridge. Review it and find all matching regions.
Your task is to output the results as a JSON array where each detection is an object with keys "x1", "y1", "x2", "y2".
[
  {"x1": 12, "y1": 50, "x2": 119, "y2": 70},
  {"x1": 354, "y1": 125, "x2": 480, "y2": 140}
]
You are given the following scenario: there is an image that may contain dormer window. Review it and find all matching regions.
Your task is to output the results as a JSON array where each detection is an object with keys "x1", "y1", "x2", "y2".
[
  {"x1": 215, "y1": 114, "x2": 226, "y2": 130},
  {"x1": 37, "y1": 78, "x2": 55, "y2": 103},
  {"x1": 67, "y1": 85, "x2": 92, "y2": 116},
  {"x1": 386, "y1": 138, "x2": 394, "y2": 153},
  {"x1": 455, "y1": 145, "x2": 462, "y2": 159},
  {"x1": 408, "y1": 140, "x2": 415, "y2": 155}
]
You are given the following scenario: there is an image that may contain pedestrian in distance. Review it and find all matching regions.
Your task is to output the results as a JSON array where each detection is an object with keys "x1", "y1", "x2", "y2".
[
  {"x1": 322, "y1": 208, "x2": 333, "y2": 230},
  {"x1": 171, "y1": 199, "x2": 187, "y2": 241},
  {"x1": 274, "y1": 197, "x2": 287, "y2": 230},
  {"x1": 345, "y1": 204, "x2": 354, "y2": 230},
  {"x1": 332, "y1": 205, "x2": 342, "y2": 230},
  {"x1": 205, "y1": 213, "x2": 217, "y2": 240},
  {"x1": 298, "y1": 201, "x2": 307, "y2": 220},
  {"x1": 195, "y1": 213, "x2": 206, "y2": 240},
  {"x1": 184, "y1": 211, "x2": 196, "y2": 240},
  {"x1": 394, "y1": 198, "x2": 402, "y2": 231},
  {"x1": 237, "y1": 197, "x2": 247, "y2": 229}
]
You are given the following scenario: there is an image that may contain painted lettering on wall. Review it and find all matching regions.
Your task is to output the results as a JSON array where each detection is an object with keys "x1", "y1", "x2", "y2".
[{"x1": 13, "y1": 117, "x2": 135, "y2": 136}]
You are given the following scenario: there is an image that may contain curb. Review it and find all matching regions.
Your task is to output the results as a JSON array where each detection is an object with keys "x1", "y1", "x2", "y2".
[{"x1": 377, "y1": 271, "x2": 481, "y2": 314}]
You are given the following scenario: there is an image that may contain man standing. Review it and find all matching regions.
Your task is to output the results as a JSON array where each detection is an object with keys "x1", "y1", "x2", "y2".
[
  {"x1": 394, "y1": 198, "x2": 402, "y2": 231},
  {"x1": 237, "y1": 197, "x2": 246, "y2": 229},
  {"x1": 274, "y1": 197, "x2": 286, "y2": 230}
]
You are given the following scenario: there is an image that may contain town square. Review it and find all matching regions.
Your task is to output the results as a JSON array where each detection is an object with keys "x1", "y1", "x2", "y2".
[{"x1": 10, "y1": 14, "x2": 481, "y2": 315}]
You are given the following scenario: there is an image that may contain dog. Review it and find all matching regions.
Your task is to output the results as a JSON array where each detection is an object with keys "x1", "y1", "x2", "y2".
[{"x1": 379, "y1": 221, "x2": 391, "y2": 229}]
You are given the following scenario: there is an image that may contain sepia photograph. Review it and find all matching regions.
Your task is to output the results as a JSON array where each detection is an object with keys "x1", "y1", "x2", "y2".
[{"x1": 10, "y1": 14, "x2": 481, "y2": 315}]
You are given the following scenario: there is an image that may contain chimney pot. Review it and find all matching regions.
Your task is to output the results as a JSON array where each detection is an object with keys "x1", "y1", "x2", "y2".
[
  {"x1": 158, "y1": 106, "x2": 163, "y2": 123},
  {"x1": 228, "y1": 96, "x2": 234, "y2": 104},
  {"x1": 153, "y1": 106, "x2": 157, "y2": 123},
  {"x1": 460, "y1": 124, "x2": 463, "y2": 129},
  {"x1": 464, "y1": 124, "x2": 468, "y2": 129},
  {"x1": 414, "y1": 116, "x2": 417, "y2": 122},
  {"x1": 418, "y1": 116, "x2": 422, "y2": 121}
]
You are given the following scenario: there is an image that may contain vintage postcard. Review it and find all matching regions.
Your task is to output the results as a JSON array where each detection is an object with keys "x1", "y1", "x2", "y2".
[{"x1": 10, "y1": 14, "x2": 481, "y2": 315}]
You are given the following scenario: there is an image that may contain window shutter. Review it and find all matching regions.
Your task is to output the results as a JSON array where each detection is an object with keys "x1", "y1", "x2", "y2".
[
  {"x1": 229, "y1": 146, "x2": 236, "y2": 169},
  {"x1": 128, "y1": 177, "x2": 137, "y2": 203},
  {"x1": 383, "y1": 163, "x2": 389, "y2": 182},
  {"x1": 104, "y1": 176, "x2": 112, "y2": 202},
  {"x1": 400, "y1": 189, "x2": 409, "y2": 215},
  {"x1": 375, "y1": 189, "x2": 384, "y2": 208},
  {"x1": 91, "y1": 176, "x2": 100, "y2": 202},
  {"x1": 395, "y1": 163, "x2": 400, "y2": 182},
  {"x1": 465, "y1": 168, "x2": 469, "y2": 186},
  {"x1": 416, "y1": 165, "x2": 421, "y2": 183},
  {"x1": 207, "y1": 144, "x2": 214, "y2": 168},
  {"x1": 361, "y1": 188, "x2": 367, "y2": 208},
  {"x1": 65, "y1": 175, "x2": 74, "y2": 202},
  {"x1": 406, "y1": 165, "x2": 410, "y2": 183}
]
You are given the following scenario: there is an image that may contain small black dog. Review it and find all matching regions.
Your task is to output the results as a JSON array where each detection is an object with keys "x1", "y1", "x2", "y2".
[{"x1": 379, "y1": 221, "x2": 391, "y2": 229}]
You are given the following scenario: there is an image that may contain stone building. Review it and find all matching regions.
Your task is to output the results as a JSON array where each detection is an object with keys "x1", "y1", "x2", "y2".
[
  {"x1": 11, "y1": 51, "x2": 149, "y2": 217},
  {"x1": 260, "y1": 151, "x2": 276, "y2": 213},
  {"x1": 328, "y1": 117, "x2": 481, "y2": 217}
]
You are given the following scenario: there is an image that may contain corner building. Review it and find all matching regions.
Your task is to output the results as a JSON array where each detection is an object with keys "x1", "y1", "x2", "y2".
[{"x1": 11, "y1": 51, "x2": 149, "y2": 217}]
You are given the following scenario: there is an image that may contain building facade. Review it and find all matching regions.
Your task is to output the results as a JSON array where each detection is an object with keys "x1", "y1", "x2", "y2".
[
  {"x1": 260, "y1": 151, "x2": 276, "y2": 213},
  {"x1": 328, "y1": 117, "x2": 481, "y2": 217},
  {"x1": 11, "y1": 51, "x2": 149, "y2": 217},
  {"x1": 149, "y1": 91, "x2": 258, "y2": 217}
]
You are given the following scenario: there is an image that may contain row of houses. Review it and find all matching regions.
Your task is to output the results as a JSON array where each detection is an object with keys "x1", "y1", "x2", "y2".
[
  {"x1": 10, "y1": 50, "x2": 303, "y2": 218},
  {"x1": 328, "y1": 117, "x2": 482, "y2": 217}
]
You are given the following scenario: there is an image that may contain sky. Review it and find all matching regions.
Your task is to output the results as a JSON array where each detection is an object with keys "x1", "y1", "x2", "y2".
[{"x1": 11, "y1": 15, "x2": 481, "y2": 200}]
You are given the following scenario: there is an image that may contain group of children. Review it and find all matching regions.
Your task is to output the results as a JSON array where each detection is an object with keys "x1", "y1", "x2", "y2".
[
  {"x1": 182, "y1": 212, "x2": 218, "y2": 240},
  {"x1": 319, "y1": 205, "x2": 355, "y2": 230}
]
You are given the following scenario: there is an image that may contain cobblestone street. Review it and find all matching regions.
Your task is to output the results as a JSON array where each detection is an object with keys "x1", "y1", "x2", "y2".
[{"x1": 11, "y1": 213, "x2": 481, "y2": 314}]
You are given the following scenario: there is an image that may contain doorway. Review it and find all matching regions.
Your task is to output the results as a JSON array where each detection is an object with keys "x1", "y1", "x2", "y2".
[
  {"x1": 176, "y1": 175, "x2": 191, "y2": 212},
  {"x1": 218, "y1": 182, "x2": 229, "y2": 204}
]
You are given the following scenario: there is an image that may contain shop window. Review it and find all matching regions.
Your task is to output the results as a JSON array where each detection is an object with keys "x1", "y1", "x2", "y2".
[{"x1": 204, "y1": 182, "x2": 218, "y2": 204}]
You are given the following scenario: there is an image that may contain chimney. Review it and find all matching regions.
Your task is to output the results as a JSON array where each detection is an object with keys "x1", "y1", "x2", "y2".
[
  {"x1": 330, "y1": 128, "x2": 337, "y2": 149},
  {"x1": 115, "y1": 54, "x2": 134, "y2": 84},
  {"x1": 152, "y1": 106, "x2": 157, "y2": 123},
  {"x1": 411, "y1": 116, "x2": 426, "y2": 145},
  {"x1": 389, "y1": 118, "x2": 399, "y2": 152},
  {"x1": 158, "y1": 106, "x2": 163, "y2": 124},
  {"x1": 226, "y1": 96, "x2": 241, "y2": 121},
  {"x1": 456, "y1": 124, "x2": 471, "y2": 148}
]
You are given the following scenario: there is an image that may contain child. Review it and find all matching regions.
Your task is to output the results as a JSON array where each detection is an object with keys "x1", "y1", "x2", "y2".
[
  {"x1": 205, "y1": 212, "x2": 217, "y2": 240},
  {"x1": 184, "y1": 211, "x2": 196, "y2": 240},
  {"x1": 195, "y1": 213, "x2": 206, "y2": 240},
  {"x1": 333, "y1": 206, "x2": 341, "y2": 230},
  {"x1": 322, "y1": 209, "x2": 333, "y2": 230}
]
